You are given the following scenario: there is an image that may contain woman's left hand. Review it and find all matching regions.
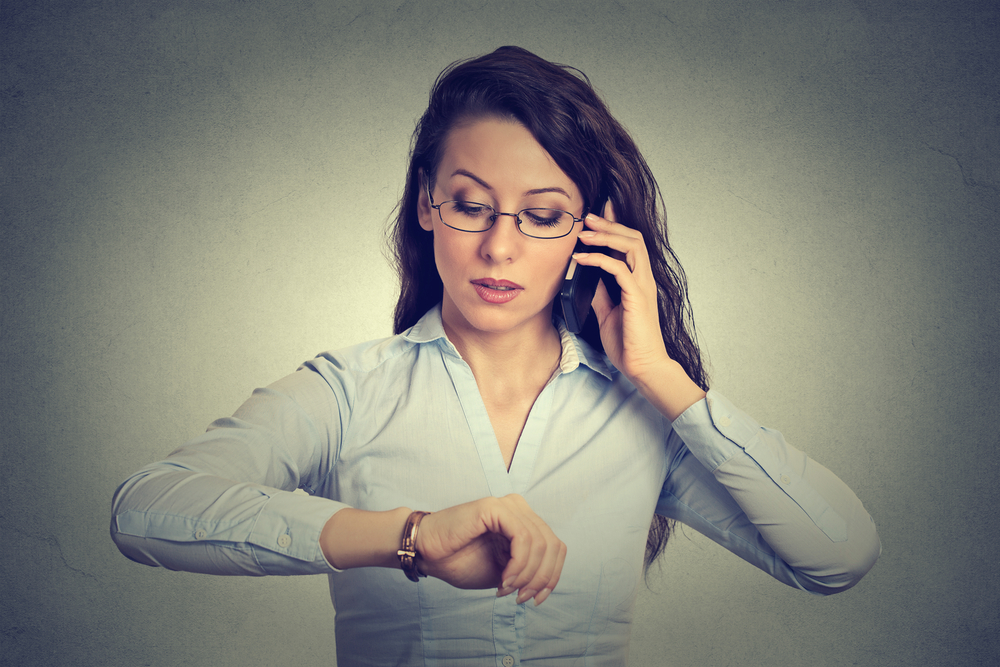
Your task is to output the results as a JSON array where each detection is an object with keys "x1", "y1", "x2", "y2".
[
  {"x1": 572, "y1": 202, "x2": 670, "y2": 384},
  {"x1": 572, "y1": 202, "x2": 706, "y2": 421},
  {"x1": 571, "y1": 203, "x2": 706, "y2": 420}
]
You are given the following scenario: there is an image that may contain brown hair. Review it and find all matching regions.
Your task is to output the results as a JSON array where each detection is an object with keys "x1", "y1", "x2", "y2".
[{"x1": 388, "y1": 46, "x2": 708, "y2": 568}]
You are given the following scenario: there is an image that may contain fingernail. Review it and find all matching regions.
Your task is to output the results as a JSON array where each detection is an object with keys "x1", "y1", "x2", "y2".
[
  {"x1": 578, "y1": 230, "x2": 596, "y2": 237},
  {"x1": 572, "y1": 252, "x2": 588, "y2": 259},
  {"x1": 502, "y1": 578, "x2": 514, "y2": 590},
  {"x1": 534, "y1": 588, "x2": 552, "y2": 606},
  {"x1": 516, "y1": 589, "x2": 537, "y2": 604}
]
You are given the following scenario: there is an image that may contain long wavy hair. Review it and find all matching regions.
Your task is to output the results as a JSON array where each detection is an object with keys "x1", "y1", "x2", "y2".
[{"x1": 388, "y1": 46, "x2": 708, "y2": 568}]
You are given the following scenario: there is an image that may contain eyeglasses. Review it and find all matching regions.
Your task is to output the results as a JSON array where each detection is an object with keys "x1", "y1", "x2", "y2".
[{"x1": 427, "y1": 183, "x2": 584, "y2": 239}]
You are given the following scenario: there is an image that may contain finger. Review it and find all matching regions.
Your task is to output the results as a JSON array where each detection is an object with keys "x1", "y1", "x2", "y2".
[
  {"x1": 578, "y1": 222, "x2": 644, "y2": 251},
  {"x1": 577, "y1": 223, "x2": 647, "y2": 275},
  {"x1": 584, "y1": 211, "x2": 642, "y2": 240},
  {"x1": 487, "y1": 498, "x2": 537, "y2": 595},
  {"x1": 518, "y1": 516, "x2": 567, "y2": 605},
  {"x1": 514, "y1": 519, "x2": 553, "y2": 603},
  {"x1": 576, "y1": 229, "x2": 642, "y2": 264},
  {"x1": 603, "y1": 199, "x2": 615, "y2": 223},
  {"x1": 503, "y1": 496, "x2": 566, "y2": 604},
  {"x1": 503, "y1": 513, "x2": 546, "y2": 596},
  {"x1": 534, "y1": 540, "x2": 567, "y2": 606},
  {"x1": 494, "y1": 495, "x2": 557, "y2": 600},
  {"x1": 571, "y1": 251, "x2": 638, "y2": 295}
]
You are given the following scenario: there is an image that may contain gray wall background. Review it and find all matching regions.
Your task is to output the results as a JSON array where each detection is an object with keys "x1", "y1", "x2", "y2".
[{"x1": 2, "y1": 1, "x2": 998, "y2": 665}]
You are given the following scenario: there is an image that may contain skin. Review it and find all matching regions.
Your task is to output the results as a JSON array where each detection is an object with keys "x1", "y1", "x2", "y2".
[
  {"x1": 418, "y1": 119, "x2": 583, "y2": 470},
  {"x1": 320, "y1": 118, "x2": 705, "y2": 607}
]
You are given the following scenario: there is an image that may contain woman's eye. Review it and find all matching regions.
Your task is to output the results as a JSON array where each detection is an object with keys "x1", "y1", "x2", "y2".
[
  {"x1": 452, "y1": 202, "x2": 492, "y2": 218},
  {"x1": 522, "y1": 210, "x2": 566, "y2": 227}
]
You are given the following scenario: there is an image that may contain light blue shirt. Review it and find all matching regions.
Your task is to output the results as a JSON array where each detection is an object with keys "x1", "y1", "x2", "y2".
[{"x1": 111, "y1": 305, "x2": 880, "y2": 666}]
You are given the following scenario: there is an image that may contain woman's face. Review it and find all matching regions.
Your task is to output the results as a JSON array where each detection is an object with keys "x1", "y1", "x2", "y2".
[{"x1": 417, "y1": 118, "x2": 583, "y2": 339}]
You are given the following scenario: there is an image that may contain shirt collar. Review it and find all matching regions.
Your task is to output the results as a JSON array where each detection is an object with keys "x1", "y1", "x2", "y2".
[
  {"x1": 402, "y1": 304, "x2": 614, "y2": 380},
  {"x1": 553, "y1": 318, "x2": 614, "y2": 379}
]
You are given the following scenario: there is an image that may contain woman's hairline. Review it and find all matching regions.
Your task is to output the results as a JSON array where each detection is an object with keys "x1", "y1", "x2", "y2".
[{"x1": 422, "y1": 111, "x2": 524, "y2": 192}]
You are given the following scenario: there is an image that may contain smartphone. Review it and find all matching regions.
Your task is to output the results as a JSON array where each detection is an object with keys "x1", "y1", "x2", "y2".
[{"x1": 558, "y1": 194, "x2": 620, "y2": 334}]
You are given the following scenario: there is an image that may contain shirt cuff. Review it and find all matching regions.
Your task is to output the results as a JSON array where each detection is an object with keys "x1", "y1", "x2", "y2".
[
  {"x1": 249, "y1": 491, "x2": 349, "y2": 575},
  {"x1": 670, "y1": 389, "x2": 762, "y2": 471}
]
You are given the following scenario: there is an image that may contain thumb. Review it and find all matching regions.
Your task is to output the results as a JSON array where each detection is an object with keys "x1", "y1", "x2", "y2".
[{"x1": 602, "y1": 199, "x2": 616, "y2": 222}]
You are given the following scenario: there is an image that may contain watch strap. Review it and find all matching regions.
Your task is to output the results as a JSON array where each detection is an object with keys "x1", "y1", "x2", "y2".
[{"x1": 397, "y1": 511, "x2": 430, "y2": 582}]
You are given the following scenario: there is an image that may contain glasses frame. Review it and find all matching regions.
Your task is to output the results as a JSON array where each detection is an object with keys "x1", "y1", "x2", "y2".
[{"x1": 426, "y1": 182, "x2": 586, "y2": 240}]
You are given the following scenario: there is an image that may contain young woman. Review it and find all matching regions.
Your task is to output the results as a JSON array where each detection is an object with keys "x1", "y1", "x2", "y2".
[{"x1": 111, "y1": 46, "x2": 880, "y2": 665}]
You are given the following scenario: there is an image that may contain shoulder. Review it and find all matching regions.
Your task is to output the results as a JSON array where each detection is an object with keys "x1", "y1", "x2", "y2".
[
  {"x1": 251, "y1": 333, "x2": 424, "y2": 426},
  {"x1": 296, "y1": 305, "x2": 448, "y2": 390},
  {"x1": 308, "y1": 334, "x2": 417, "y2": 377}
]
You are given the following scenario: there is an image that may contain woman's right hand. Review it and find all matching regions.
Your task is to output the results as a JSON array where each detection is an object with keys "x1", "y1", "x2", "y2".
[{"x1": 416, "y1": 494, "x2": 566, "y2": 606}]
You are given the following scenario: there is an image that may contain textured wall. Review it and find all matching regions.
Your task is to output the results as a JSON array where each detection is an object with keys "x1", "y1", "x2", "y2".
[{"x1": 2, "y1": 1, "x2": 998, "y2": 665}]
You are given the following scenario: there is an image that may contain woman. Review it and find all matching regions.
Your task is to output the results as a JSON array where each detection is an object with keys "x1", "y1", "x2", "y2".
[{"x1": 111, "y1": 46, "x2": 880, "y2": 665}]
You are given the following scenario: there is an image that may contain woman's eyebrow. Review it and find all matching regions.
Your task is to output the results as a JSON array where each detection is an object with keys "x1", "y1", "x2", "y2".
[
  {"x1": 524, "y1": 186, "x2": 572, "y2": 199},
  {"x1": 450, "y1": 169, "x2": 573, "y2": 200},
  {"x1": 451, "y1": 169, "x2": 491, "y2": 189}
]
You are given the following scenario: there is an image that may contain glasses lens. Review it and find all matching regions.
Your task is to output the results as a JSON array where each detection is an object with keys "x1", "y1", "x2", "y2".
[
  {"x1": 440, "y1": 201, "x2": 495, "y2": 232},
  {"x1": 518, "y1": 209, "x2": 575, "y2": 238}
]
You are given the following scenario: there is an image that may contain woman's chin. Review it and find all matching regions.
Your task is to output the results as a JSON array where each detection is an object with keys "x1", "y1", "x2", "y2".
[{"x1": 445, "y1": 298, "x2": 552, "y2": 337}]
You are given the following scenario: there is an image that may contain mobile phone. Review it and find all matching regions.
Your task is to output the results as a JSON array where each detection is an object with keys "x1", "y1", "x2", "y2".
[{"x1": 558, "y1": 194, "x2": 620, "y2": 334}]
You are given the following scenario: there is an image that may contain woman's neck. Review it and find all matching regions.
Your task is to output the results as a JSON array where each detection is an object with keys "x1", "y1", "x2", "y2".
[{"x1": 440, "y1": 306, "x2": 563, "y2": 393}]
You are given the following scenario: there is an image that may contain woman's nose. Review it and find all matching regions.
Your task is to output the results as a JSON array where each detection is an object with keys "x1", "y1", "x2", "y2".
[{"x1": 480, "y1": 212, "x2": 521, "y2": 263}]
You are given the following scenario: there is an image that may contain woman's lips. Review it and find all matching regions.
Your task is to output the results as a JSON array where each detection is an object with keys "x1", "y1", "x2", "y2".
[{"x1": 471, "y1": 278, "x2": 523, "y2": 304}]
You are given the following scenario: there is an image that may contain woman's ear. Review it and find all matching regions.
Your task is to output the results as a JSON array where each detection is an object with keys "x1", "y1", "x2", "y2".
[{"x1": 417, "y1": 169, "x2": 434, "y2": 232}]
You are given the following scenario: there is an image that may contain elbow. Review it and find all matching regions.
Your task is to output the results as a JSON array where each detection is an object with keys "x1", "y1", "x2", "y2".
[
  {"x1": 802, "y1": 515, "x2": 882, "y2": 596},
  {"x1": 109, "y1": 505, "x2": 147, "y2": 568},
  {"x1": 109, "y1": 472, "x2": 160, "y2": 568},
  {"x1": 109, "y1": 518, "x2": 156, "y2": 568},
  {"x1": 843, "y1": 516, "x2": 882, "y2": 591}
]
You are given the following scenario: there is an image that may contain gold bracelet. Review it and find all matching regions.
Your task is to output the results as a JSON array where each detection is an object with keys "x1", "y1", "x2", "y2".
[{"x1": 397, "y1": 511, "x2": 430, "y2": 582}]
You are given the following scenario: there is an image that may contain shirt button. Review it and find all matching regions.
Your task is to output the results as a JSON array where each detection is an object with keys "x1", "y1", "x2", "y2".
[
  {"x1": 716, "y1": 415, "x2": 731, "y2": 427},
  {"x1": 277, "y1": 534, "x2": 292, "y2": 548},
  {"x1": 502, "y1": 656, "x2": 514, "y2": 667},
  {"x1": 780, "y1": 474, "x2": 791, "y2": 485},
  {"x1": 194, "y1": 529, "x2": 207, "y2": 540}
]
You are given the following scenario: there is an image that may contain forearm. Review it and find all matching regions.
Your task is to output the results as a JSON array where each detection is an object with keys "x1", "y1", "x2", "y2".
[
  {"x1": 630, "y1": 358, "x2": 706, "y2": 422},
  {"x1": 712, "y1": 437, "x2": 881, "y2": 592},
  {"x1": 663, "y1": 391, "x2": 881, "y2": 594},
  {"x1": 111, "y1": 466, "x2": 346, "y2": 576},
  {"x1": 320, "y1": 506, "x2": 412, "y2": 570}
]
